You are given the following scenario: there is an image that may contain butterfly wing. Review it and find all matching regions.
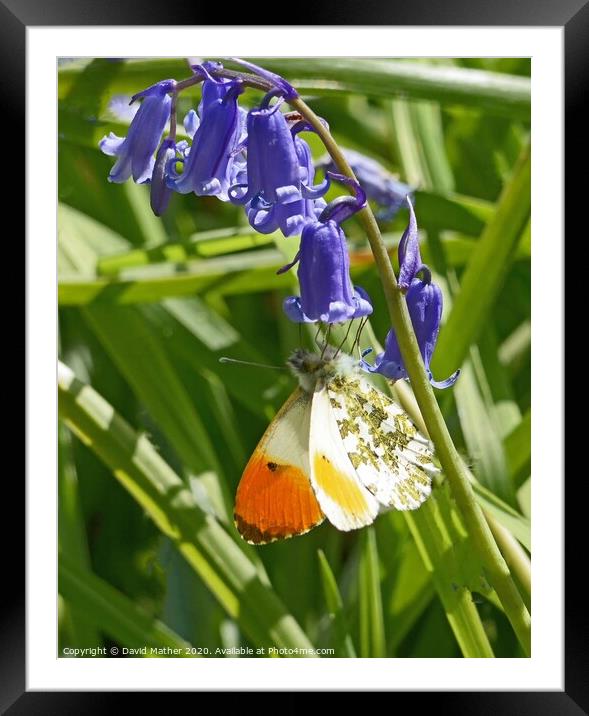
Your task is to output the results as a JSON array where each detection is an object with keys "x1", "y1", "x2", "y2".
[
  {"x1": 234, "y1": 388, "x2": 324, "y2": 544},
  {"x1": 326, "y1": 374, "x2": 434, "y2": 510},
  {"x1": 308, "y1": 385, "x2": 379, "y2": 531}
]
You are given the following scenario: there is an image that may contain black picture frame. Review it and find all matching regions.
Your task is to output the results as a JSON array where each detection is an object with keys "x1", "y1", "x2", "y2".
[{"x1": 11, "y1": 1, "x2": 583, "y2": 712}]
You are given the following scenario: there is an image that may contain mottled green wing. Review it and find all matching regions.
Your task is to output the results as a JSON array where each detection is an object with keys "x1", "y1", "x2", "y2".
[{"x1": 326, "y1": 374, "x2": 435, "y2": 510}]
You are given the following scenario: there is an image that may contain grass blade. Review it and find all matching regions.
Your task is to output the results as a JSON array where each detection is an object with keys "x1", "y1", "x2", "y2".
[
  {"x1": 317, "y1": 550, "x2": 357, "y2": 658},
  {"x1": 454, "y1": 358, "x2": 515, "y2": 506},
  {"x1": 486, "y1": 516, "x2": 531, "y2": 609},
  {"x1": 384, "y1": 534, "x2": 435, "y2": 654},
  {"x1": 469, "y1": 481, "x2": 530, "y2": 551},
  {"x1": 504, "y1": 410, "x2": 531, "y2": 490},
  {"x1": 431, "y1": 142, "x2": 531, "y2": 380},
  {"x1": 405, "y1": 491, "x2": 495, "y2": 658},
  {"x1": 59, "y1": 58, "x2": 530, "y2": 119},
  {"x1": 358, "y1": 528, "x2": 386, "y2": 658},
  {"x1": 97, "y1": 227, "x2": 276, "y2": 275},
  {"x1": 58, "y1": 424, "x2": 102, "y2": 650},
  {"x1": 82, "y1": 303, "x2": 230, "y2": 517}
]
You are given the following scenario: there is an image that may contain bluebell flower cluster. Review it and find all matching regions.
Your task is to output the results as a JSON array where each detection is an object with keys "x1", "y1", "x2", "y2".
[
  {"x1": 362, "y1": 199, "x2": 459, "y2": 389},
  {"x1": 98, "y1": 58, "x2": 457, "y2": 373},
  {"x1": 99, "y1": 60, "x2": 330, "y2": 236},
  {"x1": 99, "y1": 59, "x2": 371, "y2": 324}
]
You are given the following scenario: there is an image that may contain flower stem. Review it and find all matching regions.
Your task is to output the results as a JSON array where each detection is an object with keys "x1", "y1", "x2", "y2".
[
  {"x1": 175, "y1": 68, "x2": 271, "y2": 95},
  {"x1": 168, "y1": 91, "x2": 178, "y2": 138},
  {"x1": 290, "y1": 96, "x2": 531, "y2": 656}
]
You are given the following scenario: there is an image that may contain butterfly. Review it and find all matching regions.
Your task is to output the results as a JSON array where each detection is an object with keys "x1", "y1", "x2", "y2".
[{"x1": 234, "y1": 347, "x2": 436, "y2": 544}]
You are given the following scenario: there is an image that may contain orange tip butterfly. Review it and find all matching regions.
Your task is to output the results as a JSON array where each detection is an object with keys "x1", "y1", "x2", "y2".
[{"x1": 234, "y1": 347, "x2": 437, "y2": 544}]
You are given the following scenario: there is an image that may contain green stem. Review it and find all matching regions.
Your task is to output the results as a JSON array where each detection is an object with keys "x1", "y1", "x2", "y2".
[
  {"x1": 486, "y1": 513, "x2": 531, "y2": 609},
  {"x1": 290, "y1": 96, "x2": 531, "y2": 656}
]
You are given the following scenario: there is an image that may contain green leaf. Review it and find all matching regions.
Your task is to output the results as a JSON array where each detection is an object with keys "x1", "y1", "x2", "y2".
[{"x1": 59, "y1": 230, "x2": 526, "y2": 308}]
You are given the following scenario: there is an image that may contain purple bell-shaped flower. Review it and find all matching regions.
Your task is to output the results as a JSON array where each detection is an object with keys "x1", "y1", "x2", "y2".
[
  {"x1": 229, "y1": 97, "x2": 329, "y2": 209},
  {"x1": 364, "y1": 278, "x2": 458, "y2": 388},
  {"x1": 246, "y1": 133, "x2": 326, "y2": 237},
  {"x1": 99, "y1": 79, "x2": 176, "y2": 184},
  {"x1": 166, "y1": 75, "x2": 245, "y2": 201},
  {"x1": 362, "y1": 198, "x2": 459, "y2": 388},
  {"x1": 282, "y1": 174, "x2": 372, "y2": 324}
]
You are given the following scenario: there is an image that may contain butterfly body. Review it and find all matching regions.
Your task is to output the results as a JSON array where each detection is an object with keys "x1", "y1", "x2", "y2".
[{"x1": 234, "y1": 347, "x2": 436, "y2": 544}]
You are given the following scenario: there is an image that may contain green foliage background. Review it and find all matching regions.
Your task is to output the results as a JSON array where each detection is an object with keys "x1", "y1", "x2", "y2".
[{"x1": 58, "y1": 57, "x2": 531, "y2": 659}]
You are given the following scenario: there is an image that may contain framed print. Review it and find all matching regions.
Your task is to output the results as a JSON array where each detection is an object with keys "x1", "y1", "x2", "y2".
[{"x1": 9, "y1": 0, "x2": 583, "y2": 711}]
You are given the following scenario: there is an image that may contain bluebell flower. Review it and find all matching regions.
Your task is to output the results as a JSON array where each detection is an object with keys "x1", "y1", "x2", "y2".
[
  {"x1": 229, "y1": 98, "x2": 329, "y2": 209},
  {"x1": 362, "y1": 200, "x2": 459, "y2": 388},
  {"x1": 99, "y1": 79, "x2": 175, "y2": 184},
  {"x1": 166, "y1": 77, "x2": 245, "y2": 201},
  {"x1": 246, "y1": 134, "x2": 326, "y2": 237},
  {"x1": 282, "y1": 175, "x2": 372, "y2": 324},
  {"x1": 318, "y1": 148, "x2": 413, "y2": 222},
  {"x1": 397, "y1": 197, "x2": 425, "y2": 291},
  {"x1": 362, "y1": 278, "x2": 459, "y2": 389}
]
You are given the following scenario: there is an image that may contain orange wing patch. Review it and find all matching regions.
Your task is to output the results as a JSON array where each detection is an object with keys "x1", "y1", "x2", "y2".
[
  {"x1": 235, "y1": 450, "x2": 324, "y2": 544},
  {"x1": 234, "y1": 388, "x2": 324, "y2": 544}
]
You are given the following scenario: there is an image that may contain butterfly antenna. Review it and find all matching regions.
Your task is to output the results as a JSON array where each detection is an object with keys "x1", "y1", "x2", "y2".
[
  {"x1": 334, "y1": 319, "x2": 355, "y2": 358},
  {"x1": 351, "y1": 317, "x2": 369, "y2": 356},
  {"x1": 320, "y1": 324, "x2": 332, "y2": 359},
  {"x1": 219, "y1": 357, "x2": 287, "y2": 370},
  {"x1": 313, "y1": 323, "x2": 323, "y2": 349}
]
